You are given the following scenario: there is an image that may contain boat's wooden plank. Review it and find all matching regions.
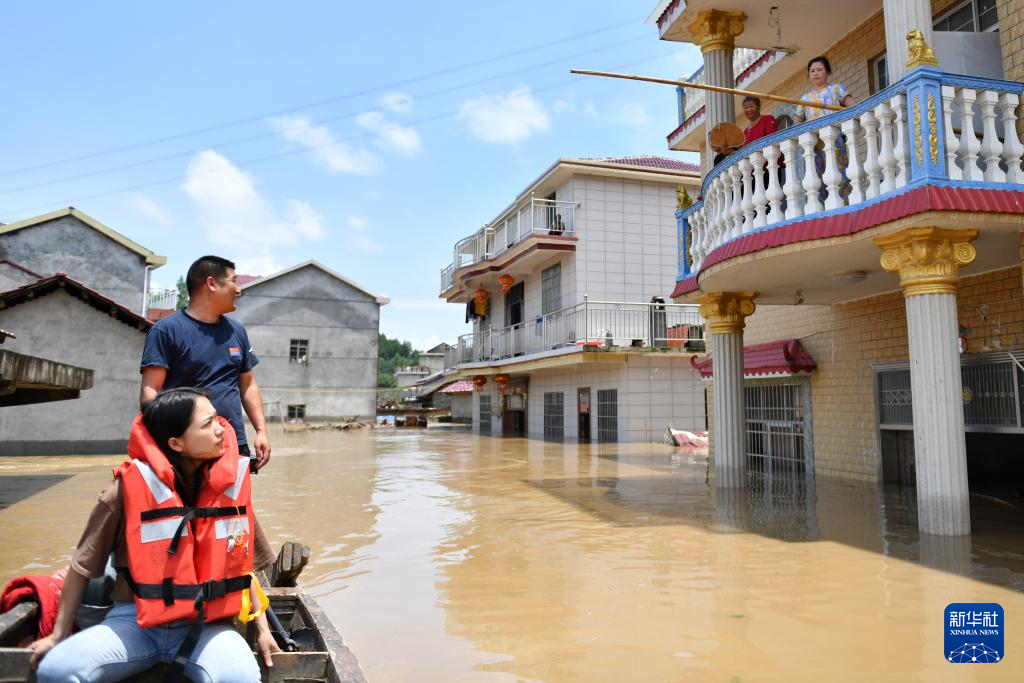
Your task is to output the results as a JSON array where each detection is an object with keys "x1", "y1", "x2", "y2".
[
  {"x1": 0, "y1": 647, "x2": 34, "y2": 683},
  {"x1": 0, "y1": 604, "x2": 37, "y2": 648},
  {"x1": 275, "y1": 591, "x2": 366, "y2": 683},
  {"x1": 262, "y1": 652, "x2": 328, "y2": 683}
]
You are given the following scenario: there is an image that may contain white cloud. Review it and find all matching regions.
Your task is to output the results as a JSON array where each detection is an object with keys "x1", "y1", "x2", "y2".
[
  {"x1": 346, "y1": 216, "x2": 383, "y2": 254},
  {"x1": 458, "y1": 85, "x2": 550, "y2": 144},
  {"x1": 380, "y1": 91, "x2": 413, "y2": 114},
  {"x1": 552, "y1": 98, "x2": 572, "y2": 115},
  {"x1": 355, "y1": 111, "x2": 422, "y2": 155},
  {"x1": 617, "y1": 102, "x2": 651, "y2": 127},
  {"x1": 182, "y1": 150, "x2": 328, "y2": 257},
  {"x1": 269, "y1": 114, "x2": 380, "y2": 175},
  {"x1": 125, "y1": 194, "x2": 172, "y2": 226},
  {"x1": 234, "y1": 254, "x2": 282, "y2": 277}
]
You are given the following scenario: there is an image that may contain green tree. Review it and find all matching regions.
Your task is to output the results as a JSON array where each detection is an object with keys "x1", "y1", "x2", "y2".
[
  {"x1": 377, "y1": 333, "x2": 420, "y2": 387},
  {"x1": 175, "y1": 276, "x2": 188, "y2": 310}
]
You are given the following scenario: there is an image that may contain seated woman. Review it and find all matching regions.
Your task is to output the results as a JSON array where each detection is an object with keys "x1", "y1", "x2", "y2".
[
  {"x1": 30, "y1": 388, "x2": 279, "y2": 683},
  {"x1": 794, "y1": 55, "x2": 855, "y2": 204}
]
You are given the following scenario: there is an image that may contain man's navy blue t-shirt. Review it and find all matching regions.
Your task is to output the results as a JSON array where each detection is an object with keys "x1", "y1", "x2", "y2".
[{"x1": 140, "y1": 311, "x2": 259, "y2": 447}]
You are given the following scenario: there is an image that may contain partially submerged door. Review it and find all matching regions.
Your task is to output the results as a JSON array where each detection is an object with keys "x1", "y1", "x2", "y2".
[{"x1": 577, "y1": 388, "x2": 591, "y2": 442}]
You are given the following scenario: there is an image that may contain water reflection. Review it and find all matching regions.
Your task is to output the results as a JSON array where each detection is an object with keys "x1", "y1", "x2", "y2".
[{"x1": 1, "y1": 431, "x2": 1022, "y2": 682}]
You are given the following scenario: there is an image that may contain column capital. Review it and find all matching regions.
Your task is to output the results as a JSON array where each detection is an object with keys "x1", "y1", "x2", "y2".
[
  {"x1": 687, "y1": 9, "x2": 746, "y2": 54},
  {"x1": 874, "y1": 227, "x2": 978, "y2": 296},
  {"x1": 697, "y1": 291, "x2": 757, "y2": 334}
]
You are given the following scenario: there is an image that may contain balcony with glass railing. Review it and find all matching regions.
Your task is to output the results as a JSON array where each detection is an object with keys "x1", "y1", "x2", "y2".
[
  {"x1": 443, "y1": 299, "x2": 704, "y2": 371},
  {"x1": 440, "y1": 196, "x2": 578, "y2": 297},
  {"x1": 672, "y1": 65, "x2": 1024, "y2": 303}
]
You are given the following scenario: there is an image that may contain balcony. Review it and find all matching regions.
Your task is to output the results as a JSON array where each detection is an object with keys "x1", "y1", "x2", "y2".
[
  {"x1": 674, "y1": 67, "x2": 1024, "y2": 304},
  {"x1": 440, "y1": 197, "x2": 578, "y2": 299},
  {"x1": 443, "y1": 300, "x2": 704, "y2": 371}
]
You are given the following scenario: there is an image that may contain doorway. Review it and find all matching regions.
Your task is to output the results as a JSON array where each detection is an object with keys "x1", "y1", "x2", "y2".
[
  {"x1": 577, "y1": 388, "x2": 591, "y2": 442},
  {"x1": 502, "y1": 381, "x2": 528, "y2": 437}
]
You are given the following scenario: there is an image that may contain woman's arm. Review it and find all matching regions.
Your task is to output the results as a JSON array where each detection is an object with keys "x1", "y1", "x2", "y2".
[
  {"x1": 252, "y1": 612, "x2": 280, "y2": 666},
  {"x1": 27, "y1": 568, "x2": 90, "y2": 667},
  {"x1": 842, "y1": 94, "x2": 855, "y2": 108}
]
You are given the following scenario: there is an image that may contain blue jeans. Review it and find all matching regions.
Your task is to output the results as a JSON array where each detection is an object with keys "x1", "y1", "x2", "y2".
[{"x1": 37, "y1": 602, "x2": 260, "y2": 683}]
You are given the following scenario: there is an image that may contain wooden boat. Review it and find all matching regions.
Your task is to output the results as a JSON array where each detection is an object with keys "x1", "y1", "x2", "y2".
[{"x1": 0, "y1": 544, "x2": 367, "y2": 683}]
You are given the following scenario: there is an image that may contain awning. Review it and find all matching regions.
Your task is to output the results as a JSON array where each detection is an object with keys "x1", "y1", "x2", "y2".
[
  {"x1": 691, "y1": 339, "x2": 816, "y2": 379},
  {"x1": 440, "y1": 380, "x2": 474, "y2": 394}
]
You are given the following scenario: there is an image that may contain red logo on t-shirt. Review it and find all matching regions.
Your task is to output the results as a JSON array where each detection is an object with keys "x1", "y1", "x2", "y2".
[{"x1": 228, "y1": 347, "x2": 241, "y2": 357}]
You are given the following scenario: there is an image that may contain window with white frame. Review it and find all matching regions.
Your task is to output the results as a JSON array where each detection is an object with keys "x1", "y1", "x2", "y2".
[
  {"x1": 543, "y1": 392, "x2": 565, "y2": 442},
  {"x1": 541, "y1": 263, "x2": 562, "y2": 315},
  {"x1": 596, "y1": 389, "x2": 618, "y2": 443},
  {"x1": 289, "y1": 338, "x2": 309, "y2": 363},
  {"x1": 870, "y1": 54, "x2": 889, "y2": 94},
  {"x1": 287, "y1": 404, "x2": 306, "y2": 420},
  {"x1": 479, "y1": 395, "x2": 492, "y2": 435}
]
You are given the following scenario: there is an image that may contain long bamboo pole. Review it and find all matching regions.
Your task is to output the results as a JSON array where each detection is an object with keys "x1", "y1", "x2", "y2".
[{"x1": 570, "y1": 69, "x2": 844, "y2": 113}]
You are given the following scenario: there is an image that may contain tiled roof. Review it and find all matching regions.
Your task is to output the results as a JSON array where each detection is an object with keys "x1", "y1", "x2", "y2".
[
  {"x1": 440, "y1": 380, "x2": 474, "y2": 394},
  {"x1": 235, "y1": 274, "x2": 263, "y2": 286},
  {"x1": 0, "y1": 273, "x2": 153, "y2": 332},
  {"x1": 580, "y1": 155, "x2": 701, "y2": 174},
  {"x1": 691, "y1": 339, "x2": 817, "y2": 379}
]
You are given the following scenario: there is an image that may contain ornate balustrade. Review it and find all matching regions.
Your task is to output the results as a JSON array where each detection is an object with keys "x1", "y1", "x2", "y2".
[{"x1": 676, "y1": 67, "x2": 1024, "y2": 281}]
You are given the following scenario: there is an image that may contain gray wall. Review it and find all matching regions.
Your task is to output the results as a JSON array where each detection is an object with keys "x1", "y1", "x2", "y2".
[
  {"x1": 0, "y1": 291, "x2": 146, "y2": 454},
  {"x1": 0, "y1": 216, "x2": 150, "y2": 312},
  {"x1": 0, "y1": 262, "x2": 37, "y2": 293},
  {"x1": 232, "y1": 266, "x2": 381, "y2": 420}
]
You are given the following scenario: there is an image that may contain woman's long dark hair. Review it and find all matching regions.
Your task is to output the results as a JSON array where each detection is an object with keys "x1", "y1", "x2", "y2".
[{"x1": 142, "y1": 388, "x2": 212, "y2": 505}]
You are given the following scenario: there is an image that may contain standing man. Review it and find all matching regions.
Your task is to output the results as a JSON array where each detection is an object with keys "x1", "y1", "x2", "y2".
[{"x1": 140, "y1": 255, "x2": 271, "y2": 471}]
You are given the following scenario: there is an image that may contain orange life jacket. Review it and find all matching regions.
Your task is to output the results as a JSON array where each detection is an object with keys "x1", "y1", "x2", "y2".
[{"x1": 114, "y1": 414, "x2": 254, "y2": 628}]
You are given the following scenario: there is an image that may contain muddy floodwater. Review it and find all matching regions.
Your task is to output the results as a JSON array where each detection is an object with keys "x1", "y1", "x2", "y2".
[{"x1": 2, "y1": 428, "x2": 1023, "y2": 681}]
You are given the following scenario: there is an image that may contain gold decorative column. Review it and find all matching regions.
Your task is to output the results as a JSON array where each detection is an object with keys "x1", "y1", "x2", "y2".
[
  {"x1": 687, "y1": 10, "x2": 746, "y2": 174},
  {"x1": 874, "y1": 227, "x2": 977, "y2": 536},
  {"x1": 698, "y1": 292, "x2": 757, "y2": 487}
]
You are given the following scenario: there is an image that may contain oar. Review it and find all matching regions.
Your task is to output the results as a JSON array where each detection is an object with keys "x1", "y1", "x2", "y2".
[
  {"x1": 265, "y1": 604, "x2": 315, "y2": 652},
  {"x1": 570, "y1": 69, "x2": 844, "y2": 112}
]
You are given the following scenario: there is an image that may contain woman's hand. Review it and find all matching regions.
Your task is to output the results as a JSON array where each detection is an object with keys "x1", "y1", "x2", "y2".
[
  {"x1": 28, "y1": 634, "x2": 61, "y2": 668},
  {"x1": 253, "y1": 614, "x2": 282, "y2": 667}
]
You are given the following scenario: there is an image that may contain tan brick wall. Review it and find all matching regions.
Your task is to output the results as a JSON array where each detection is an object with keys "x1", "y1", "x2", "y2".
[{"x1": 725, "y1": 264, "x2": 1024, "y2": 483}]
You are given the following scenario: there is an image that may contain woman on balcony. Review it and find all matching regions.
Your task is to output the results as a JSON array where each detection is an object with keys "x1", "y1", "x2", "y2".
[{"x1": 795, "y1": 56, "x2": 854, "y2": 203}]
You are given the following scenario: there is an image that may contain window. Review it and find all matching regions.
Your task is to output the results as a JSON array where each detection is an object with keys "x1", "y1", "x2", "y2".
[
  {"x1": 541, "y1": 263, "x2": 562, "y2": 314},
  {"x1": 479, "y1": 395, "x2": 492, "y2": 435},
  {"x1": 934, "y1": 0, "x2": 998, "y2": 32},
  {"x1": 745, "y1": 383, "x2": 811, "y2": 475},
  {"x1": 596, "y1": 389, "x2": 618, "y2": 443},
  {"x1": 870, "y1": 54, "x2": 889, "y2": 94},
  {"x1": 543, "y1": 392, "x2": 565, "y2": 442},
  {"x1": 289, "y1": 339, "x2": 309, "y2": 363},
  {"x1": 287, "y1": 404, "x2": 305, "y2": 420}
]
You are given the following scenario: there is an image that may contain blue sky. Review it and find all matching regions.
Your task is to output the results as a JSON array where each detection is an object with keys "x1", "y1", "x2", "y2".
[{"x1": 1, "y1": 1, "x2": 701, "y2": 351}]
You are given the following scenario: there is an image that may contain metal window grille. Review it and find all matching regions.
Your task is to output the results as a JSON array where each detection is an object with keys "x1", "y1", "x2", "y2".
[
  {"x1": 543, "y1": 392, "x2": 565, "y2": 442},
  {"x1": 478, "y1": 395, "x2": 492, "y2": 435},
  {"x1": 289, "y1": 339, "x2": 309, "y2": 363},
  {"x1": 877, "y1": 356, "x2": 1024, "y2": 432},
  {"x1": 745, "y1": 383, "x2": 811, "y2": 475},
  {"x1": 541, "y1": 263, "x2": 561, "y2": 315},
  {"x1": 287, "y1": 404, "x2": 305, "y2": 420},
  {"x1": 596, "y1": 389, "x2": 618, "y2": 443},
  {"x1": 934, "y1": 0, "x2": 998, "y2": 32}
]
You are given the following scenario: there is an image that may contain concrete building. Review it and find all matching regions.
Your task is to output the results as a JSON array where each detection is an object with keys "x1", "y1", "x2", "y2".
[
  {"x1": 0, "y1": 208, "x2": 166, "y2": 315},
  {"x1": 440, "y1": 156, "x2": 708, "y2": 442},
  {"x1": 418, "y1": 343, "x2": 451, "y2": 376},
  {"x1": 655, "y1": 0, "x2": 1024, "y2": 534},
  {"x1": 0, "y1": 274, "x2": 152, "y2": 454},
  {"x1": 233, "y1": 260, "x2": 388, "y2": 422}
]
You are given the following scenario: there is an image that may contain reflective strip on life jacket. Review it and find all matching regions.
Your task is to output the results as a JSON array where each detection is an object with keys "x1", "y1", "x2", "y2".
[
  {"x1": 133, "y1": 459, "x2": 173, "y2": 503},
  {"x1": 213, "y1": 516, "x2": 249, "y2": 539},
  {"x1": 223, "y1": 456, "x2": 249, "y2": 500},
  {"x1": 140, "y1": 517, "x2": 188, "y2": 543}
]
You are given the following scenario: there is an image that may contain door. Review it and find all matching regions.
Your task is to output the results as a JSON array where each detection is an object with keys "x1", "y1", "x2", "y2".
[
  {"x1": 577, "y1": 388, "x2": 591, "y2": 443},
  {"x1": 505, "y1": 282, "x2": 524, "y2": 356},
  {"x1": 502, "y1": 381, "x2": 528, "y2": 437}
]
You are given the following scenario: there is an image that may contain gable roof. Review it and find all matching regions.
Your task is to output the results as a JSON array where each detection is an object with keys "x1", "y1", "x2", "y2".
[
  {"x1": 239, "y1": 259, "x2": 389, "y2": 305},
  {"x1": 0, "y1": 207, "x2": 167, "y2": 266},
  {"x1": 576, "y1": 155, "x2": 702, "y2": 174},
  {"x1": 0, "y1": 273, "x2": 153, "y2": 332}
]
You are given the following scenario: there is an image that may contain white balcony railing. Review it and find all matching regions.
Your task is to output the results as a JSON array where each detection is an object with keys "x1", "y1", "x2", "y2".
[
  {"x1": 443, "y1": 299, "x2": 704, "y2": 370},
  {"x1": 147, "y1": 287, "x2": 178, "y2": 311},
  {"x1": 678, "y1": 68, "x2": 1024, "y2": 277},
  {"x1": 440, "y1": 197, "x2": 578, "y2": 294}
]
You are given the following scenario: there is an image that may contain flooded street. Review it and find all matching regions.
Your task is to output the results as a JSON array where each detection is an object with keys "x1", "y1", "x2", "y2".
[{"x1": 2, "y1": 428, "x2": 1023, "y2": 682}]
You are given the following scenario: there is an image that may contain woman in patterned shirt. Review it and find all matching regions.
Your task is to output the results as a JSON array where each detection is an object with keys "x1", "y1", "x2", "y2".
[{"x1": 795, "y1": 56, "x2": 855, "y2": 203}]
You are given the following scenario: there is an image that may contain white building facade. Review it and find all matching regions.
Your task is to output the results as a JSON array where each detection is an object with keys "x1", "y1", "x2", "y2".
[{"x1": 440, "y1": 156, "x2": 709, "y2": 443}]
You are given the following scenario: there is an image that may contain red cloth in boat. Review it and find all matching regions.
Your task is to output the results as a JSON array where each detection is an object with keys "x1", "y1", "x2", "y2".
[{"x1": 1, "y1": 571, "x2": 65, "y2": 639}]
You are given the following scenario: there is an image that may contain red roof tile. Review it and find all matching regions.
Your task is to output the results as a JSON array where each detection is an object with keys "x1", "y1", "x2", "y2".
[
  {"x1": 440, "y1": 380, "x2": 474, "y2": 394},
  {"x1": 691, "y1": 339, "x2": 816, "y2": 379},
  {"x1": 0, "y1": 258, "x2": 43, "y2": 279},
  {"x1": 581, "y1": 155, "x2": 701, "y2": 174},
  {"x1": 0, "y1": 273, "x2": 152, "y2": 331},
  {"x1": 235, "y1": 274, "x2": 263, "y2": 286}
]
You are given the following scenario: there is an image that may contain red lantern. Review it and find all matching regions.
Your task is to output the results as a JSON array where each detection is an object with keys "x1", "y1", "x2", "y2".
[
  {"x1": 494, "y1": 373, "x2": 511, "y2": 393},
  {"x1": 472, "y1": 375, "x2": 488, "y2": 392},
  {"x1": 498, "y1": 274, "x2": 514, "y2": 295}
]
